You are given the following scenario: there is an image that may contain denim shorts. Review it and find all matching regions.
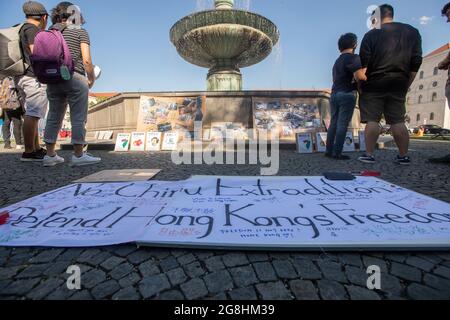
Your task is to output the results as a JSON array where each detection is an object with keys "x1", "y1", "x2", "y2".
[{"x1": 14, "y1": 76, "x2": 48, "y2": 119}]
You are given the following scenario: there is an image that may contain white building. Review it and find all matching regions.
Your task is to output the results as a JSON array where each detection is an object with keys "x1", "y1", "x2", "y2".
[{"x1": 407, "y1": 43, "x2": 450, "y2": 129}]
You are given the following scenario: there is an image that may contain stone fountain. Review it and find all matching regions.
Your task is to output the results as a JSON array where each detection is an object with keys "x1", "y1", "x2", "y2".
[{"x1": 170, "y1": 0, "x2": 279, "y2": 91}]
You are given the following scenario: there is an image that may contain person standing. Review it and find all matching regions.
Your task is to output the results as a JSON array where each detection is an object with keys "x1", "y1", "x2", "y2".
[
  {"x1": 43, "y1": 2, "x2": 101, "y2": 167},
  {"x1": 429, "y1": 2, "x2": 450, "y2": 165},
  {"x1": 358, "y1": 4, "x2": 423, "y2": 165},
  {"x1": 0, "y1": 78, "x2": 24, "y2": 149},
  {"x1": 326, "y1": 33, "x2": 367, "y2": 160},
  {"x1": 14, "y1": 1, "x2": 49, "y2": 162}
]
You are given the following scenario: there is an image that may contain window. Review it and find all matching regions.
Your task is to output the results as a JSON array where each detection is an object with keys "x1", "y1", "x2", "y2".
[
  {"x1": 419, "y1": 85, "x2": 424, "y2": 90},
  {"x1": 434, "y1": 67, "x2": 439, "y2": 76},
  {"x1": 419, "y1": 95, "x2": 423, "y2": 104},
  {"x1": 432, "y1": 92, "x2": 438, "y2": 102},
  {"x1": 433, "y1": 81, "x2": 438, "y2": 87},
  {"x1": 417, "y1": 114, "x2": 421, "y2": 122},
  {"x1": 430, "y1": 113, "x2": 435, "y2": 121},
  {"x1": 420, "y1": 71, "x2": 424, "y2": 79}
]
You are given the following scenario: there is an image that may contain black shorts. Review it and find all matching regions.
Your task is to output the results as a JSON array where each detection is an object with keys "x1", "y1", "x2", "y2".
[{"x1": 359, "y1": 91, "x2": 407, "y2": 125}]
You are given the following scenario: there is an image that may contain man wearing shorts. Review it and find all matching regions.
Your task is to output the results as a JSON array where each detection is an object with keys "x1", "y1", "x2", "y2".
[{"x1": 358, "y1": 4, "x2": 423, "y2": 165}]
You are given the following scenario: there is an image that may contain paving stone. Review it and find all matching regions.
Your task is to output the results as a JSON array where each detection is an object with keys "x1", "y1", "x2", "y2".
[
  {"x1": 433, "y1": 266, "x2": 450, "y2": 280},
  {"x1": 272, "y1": 260, "x2": 298, "y2": 280},
  {"x1": 180, "y1": 278, "x2": 208, "y2": 300},
  {"x1": 346, "y1": 286, "x2": 381, "y2": 300},
  {"x1": 270, "y1": 253, "x2": 291, "y2": 260},
  {"x1": 45, "y1": 286, "x2": 74, "y2": 300},
  {"x1": 16, "y1": 264, "x2": 51, "y2": 279},
  {"x1": 139, "y1": 274, "x2": 171, "y2": 299},
  {"x1": 76, "y1": 249, "x2": 102, "y2": 264},
  {"x1": 390, "y1": 262, "x2": 422, "y2": 283},
  {"x1": 150, "y1": 249, "x2": 171, "y2": 260},
  {"x1": 177, "y1": 254, "x2": 196, "y2": 265},
  {"x1": 379, "y1": 273, "x2": 403, "y2": 298},
  {"x1": 204, "y1": 270, "x2": 234, "y2": 294},
  {"x1": 113, "y1": 245, "x2": 137, "y2": 257},
  {"x1": 405, "y1": 256, "x2": 435, "y2": 272},
  {"x1": 423, "y1": 273, "x2": 450, "y2": 292},
  {"x1": 127, "y1": 250, "x2": 153, "y2": 265},
  {"x1": 42, "y1": 261, "x2": 71, "y2": 277},
  {"x1": 30, "y1": 249, "x2": 64, "y2": 263},
  {"x1": 317, "y1": 261, "x2": 347, "y2": 284},
  {"x1": 171, "y1": 250, "x2": 187, "y2": 258},
  {"x1": 166, "y1": 268, "x2": 188, "y2": 286},
  {"x1": 91, "y1": 280, "x2": 121, "y2": 299},
  {"x1": 68, "y1": 290, "x2": 93, "y2": 300},
  {"x1": 229, "y1": 287, "x2": 258, "y2": 300},
  {"x1": 247, "y1": 253, "x2": 270, "y2": 263},
  {"x1": 110, "y1": 263, "x2": 135, "y2": 280},
  {"x1": 0, "y1": 266, "x2": 23, "y2": 280},
  {"x1": 207, "y1": 292, "x2": 227, "y2": 300},
  {"x1": 195, "y1": 251, "x2": 214, "y2": 261},
  {"x1": 184, "y1": 261, "x2": 206, "y2": 278},
  {"x1": 289, "y1": 280, "x2": 319, "y2": 300},
  {"x1": 256, "y1": 281, "x2": 292, "y2": 300},
  {"x1": 85, "y1": 251, "x2": 112, "y2": 266},
  {"x1": 229, "y1": 265, "x2": 258, "y2": 288},
  {"x1": 292, "y1": 259, "x2": 322, "y2": 280},
  {"x1": 112, "y1": 287, "x2": 141, "y2": 300},
  {"x1": 407, "y1": 283, "x2": 446, "y2": 300},
  {"x1": 253, "y1": 262, "x2": 277, "y2": 282},
  {"x1": 119, "y1": 272, "x2": 141, "y2": 288},
  {"x1": 82, "y1": 269, "x2": 107, "y2": 289},
  {"x1": 58, "y1": 249, "x2": 85, "y2": 262},
  {"x1": 205, "y1": 256, "x2": 226, "y2": 272},
  {"x1": 158, "y1": 290, "x2": 185, "y2": 300},
  {"x1": 345, "y1": 266, "x2": 368, "y2": 287},
  {"x1": 26, "y1": 278, "x2": 64, "y2": 300},
  {"x1": 385, "y1": 254, "x2": 406, "y2": 263},
  {"x1": 318, "y1": 280, "x2": 348, "y2": 300},
  {"x1": 2, "y1": 278, "x2": 40, "y2": 297},
  {"x1": 160, "y1": 256, "x2": 180, "y2": 272},
  {"x1": 100, "y1": 256, "x2": 126, "y2": 271},
  {"x1": 222, "y1": 253, "x2": 249, "y2": 268},
  {"x1": 0, "y1": 280, "x2": 11, "y2": 292},
  {"x1": 339, "y1": 254, "x2": 363, "y2": 268},
  {"x1": 420, "y1": 254, "x2": 444, "y2": 264},
  {"x1": 138, "y1": 260, "x2": 161, "y2": 277},
  {"x1": 362, "y1": 256, "x2": 388, "y2": 273}
]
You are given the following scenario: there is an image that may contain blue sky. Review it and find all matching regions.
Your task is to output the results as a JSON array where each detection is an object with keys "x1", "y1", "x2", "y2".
[{"x1": 0, "y1": 0, "x2": 448, "y2": 92}]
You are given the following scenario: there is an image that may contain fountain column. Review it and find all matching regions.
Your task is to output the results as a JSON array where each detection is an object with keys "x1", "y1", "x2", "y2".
[{"x1": 207, "y1": 0, "x2": 243, "y2": 91}]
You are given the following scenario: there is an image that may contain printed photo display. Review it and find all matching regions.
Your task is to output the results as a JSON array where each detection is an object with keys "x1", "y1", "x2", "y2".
[{"x1": 114, "y1": 133, "x2": 131, "y2": 152}]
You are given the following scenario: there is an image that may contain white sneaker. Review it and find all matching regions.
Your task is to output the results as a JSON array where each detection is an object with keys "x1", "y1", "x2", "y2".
[
  {"x1": 16, "y1": 145, "x2": 24, "y2": 150},
  {"x1": 43, "y1": 154, "x2": 65, "y2": 167},
  {"x1": 71, "y1": 153, "x2": 101, "y2": 167}
]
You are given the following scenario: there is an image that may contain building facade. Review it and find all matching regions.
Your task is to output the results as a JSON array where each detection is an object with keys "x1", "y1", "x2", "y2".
[{"x1": 407, "y1": 43, "x2": 450, "y2": 129}]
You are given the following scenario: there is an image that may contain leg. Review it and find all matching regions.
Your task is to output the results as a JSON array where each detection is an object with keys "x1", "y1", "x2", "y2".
[
  {"x1": 365, "y1": 122, "x2": 381, "y2": 156},
  {"x1": 359, "y1": 92, "x2": 384, "y2": 156},
  {"x1": 333, "y1": 93, "x2": 356, "y2": 157},
  {"x1": 44, "y1": 85, "x2": 68, "y2": 157},
  {"x1": 2, "y1": 112, "x2": 11, "y2": 147},
  {"x1": 23, "y1": 116, "x2": 40, "y2": 153},
  {"x1": 67, "y1": 74, "x2": 89, "y2": 157},
  {"x1": 11, "y1": 115, "x2": 23, "y2": 146},
  {"x1": 385, "y1": 92, "x2": 409, "y2": 157},
  {"x1": 390, "y1": 123, "x2": 409, "y2": 157},
  {"x1": 326, "y1": 94, "x2": 339, "y2": 156}
]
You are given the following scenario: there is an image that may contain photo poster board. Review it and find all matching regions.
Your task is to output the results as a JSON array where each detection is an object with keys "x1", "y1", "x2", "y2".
[
  {"x1": 343, "y1": 132, "x2": 356, "y2": 153},
  {"x1": 137, "y1": 95, "x2": 206, "y2": 141},
  {"x1": 316, "y1": 132, "x2": 328, "y2": 153},
  {"x1": 210, "y1": 122, "x2": 249, "y2": 141},
  {"x1": 146, "y1": 132, "x2": 163, "y2": 151},
  {"x1": 296, "y1": 133, "x2": 314, "y2": 153},
  {"x1": 161, "y1": 132, "x2": 179, "y2": 151},
  {"x1": 359, "y1": 131, "x2": 366, "y2": 152},
  {"x1": 253, "y1": 97, "x2": 323, "y2": 143},
  {"x1": 130, "y1": 132, "x2": 146, "y2": 152},
  {"x1": 114, "y1": 133, "x2": 131, "y2": 152}
]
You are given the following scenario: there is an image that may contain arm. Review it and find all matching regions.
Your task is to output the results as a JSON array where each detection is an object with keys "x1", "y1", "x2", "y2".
[
  {"x1": 409, "y1": 31, "x2": 423, "y2": 88},
  {"x1": 354, "y1": 68, "x2": 367, "y2": 82},
  {"x1": 359, "y1": 33, "x2": 372, "y2": 70},
  {"x1": 408, "y1": 72, "x2": 417, "y2": 88},
  {"x1": 80, "y1": 42, "x2": 95, "y2": 89},
  {"x1": 438, "y1": 51, "x2": 450, "y2": 70}
]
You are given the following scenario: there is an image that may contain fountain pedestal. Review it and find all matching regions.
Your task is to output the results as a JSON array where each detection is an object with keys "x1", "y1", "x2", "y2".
[{"x1": 207, "y1": 61, "x2": 242, "y2": 91}]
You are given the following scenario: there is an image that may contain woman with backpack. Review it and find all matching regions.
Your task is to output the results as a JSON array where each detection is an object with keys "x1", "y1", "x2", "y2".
[{"x1": 42, "y1": 2, "x2": 101, "y2": 167}]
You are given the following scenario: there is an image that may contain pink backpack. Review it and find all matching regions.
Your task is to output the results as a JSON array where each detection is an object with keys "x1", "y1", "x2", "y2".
[{"x1": 30, "y1": 25, "x2": 74, "y2": 84}]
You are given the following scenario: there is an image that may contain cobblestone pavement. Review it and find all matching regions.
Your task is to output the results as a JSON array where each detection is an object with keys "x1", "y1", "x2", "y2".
[{"x1": 1, "y1": 140, "x2": 450, "y2": 300}]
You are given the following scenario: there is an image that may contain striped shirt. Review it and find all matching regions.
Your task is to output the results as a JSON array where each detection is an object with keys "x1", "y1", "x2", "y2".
[{"x1": 53, "y1": 23, "x2": 90, "y2": 75}]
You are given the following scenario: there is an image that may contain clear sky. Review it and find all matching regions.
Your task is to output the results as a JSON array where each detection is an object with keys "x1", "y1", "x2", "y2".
[{"x1": 0, "y1": 0, "x2": 448, "y2": 92}]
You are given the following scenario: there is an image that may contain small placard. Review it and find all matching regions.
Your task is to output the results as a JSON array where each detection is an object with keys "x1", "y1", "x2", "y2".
[
  {"x1": 114, "y1": 133, "x2": 131, "y2": 152},
  {"x1": 130, "y1": 132, "x2": 146, "y2": 152},
  {"x1": 162, "y1": 132, "x2": 179, "y2": 151},
  {"x1": 343, "y1": 132, "x2": 356, "y2": 153},
  {"x1": 296, "y1": 133, "x2": 314, "y2": 154},
  {"x1": 146, "y1": 132, "x2": 162, "y2": 151},
  {"x1": 359, "y1": 131, "x2": 366, "y2": 152},
  {"x1": 316, "y1": 132, "x2": 328, "y2": 153}
]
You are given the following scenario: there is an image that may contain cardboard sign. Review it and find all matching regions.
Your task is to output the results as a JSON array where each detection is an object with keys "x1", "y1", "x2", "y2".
[
  {"x1": 359, "y1": 131, "x2": 366, "y2": 152},
  {"x1": 316, "y1": 132, "x2": 328, "y2": 153},
  {"x1": 130, "y1": 132, "x2": 146, "y2": 152},
  {"x1": 296, "y1": 133, "x2": 314, "y2": 153},
  {"x1": 343, "y1": 132, "x2": 356, "y2": 152},
  {"x1": 146, "y1": 132, "x2": 162, "y2": 151},
  {"x1": 114, "y1": 133, "x2": 131, "y2": 152},
  {"x1": 162, "y1": 132, "x2": 179, "y2": 151}
]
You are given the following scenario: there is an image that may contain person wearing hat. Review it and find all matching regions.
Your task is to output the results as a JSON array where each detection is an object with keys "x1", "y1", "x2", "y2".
[{"x1": 14, "y1": 1, "x2": 49, "y2": 162}]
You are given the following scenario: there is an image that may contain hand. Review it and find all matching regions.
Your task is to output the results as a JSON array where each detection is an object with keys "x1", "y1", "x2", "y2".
[{"x1": 88, "y1": 78, "x2": 95, "y2": 89}]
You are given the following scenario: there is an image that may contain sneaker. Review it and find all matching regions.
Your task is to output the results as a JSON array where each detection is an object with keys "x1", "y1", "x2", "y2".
[
  {"x1": 21, "y1": 151, "x2": 45, "y2": 162},
  {"x1": 333, "y1": 154, "x2": 351, "y2": 160},
  {"x1": 71, "y1": 153, "x2": 101, "y2": 167},
  {"x1": 16, "y1": 145, "x2": 24, "y2": 150},
  {"x1": 43, "y1": 154, "x2": 65, "y2": 167},
  {"x1": 396, "y1": 155, "x2": 411, "y2": 165},
  {"x1": 36, "y1": 148, "x2": 47, "y2": 157},
  {"x1": 429, "y1": 154, "x2": 450, "y2": 164},
  {"x1": 358, "y1": 154, "x2": 376, "y2": 164},
  {"x1": 4, "y1": 143, "x2": 12, "y2": 149}
]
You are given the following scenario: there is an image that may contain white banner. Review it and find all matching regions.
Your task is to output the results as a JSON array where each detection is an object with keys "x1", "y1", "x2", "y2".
[{"x1": 1, "y1": 177, "x2": 450, "y2": 250}]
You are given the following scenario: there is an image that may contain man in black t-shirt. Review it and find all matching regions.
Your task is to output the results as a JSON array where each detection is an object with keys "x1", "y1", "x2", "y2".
[
  {"x1": 358, "y1": 4, "x2": 422, "y2": 166},
  {"x1": 326, "y1": 33, "x2": 367, "y2": 160}
]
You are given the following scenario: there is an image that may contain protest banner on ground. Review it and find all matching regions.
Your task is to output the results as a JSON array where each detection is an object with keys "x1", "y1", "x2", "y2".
[{"x1": 1, "y1": 176, "x2": 450, "y2": 250}]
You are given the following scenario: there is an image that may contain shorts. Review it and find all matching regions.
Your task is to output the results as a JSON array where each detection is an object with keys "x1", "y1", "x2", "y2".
[
  {"x1": 15, "y1": 75, "x2": 48, "y2": 119},
  {"x1": 359, "y1": 91, "x2": 407, "y2": 125}
]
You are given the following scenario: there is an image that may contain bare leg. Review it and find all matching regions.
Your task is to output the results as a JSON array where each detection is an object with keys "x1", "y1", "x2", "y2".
[
  {"x1": 23, "y1": 116, "x2": 39, "y2": 153},
  {"x1": 390, "y1": 123, "x2": 409, "y2": 157},
  {"x1": 365, "y1": 122, "x2": 380, "y2": 156},
  {"x1": 46, "y1": 143, "x2": 57, "y2": 157}
]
